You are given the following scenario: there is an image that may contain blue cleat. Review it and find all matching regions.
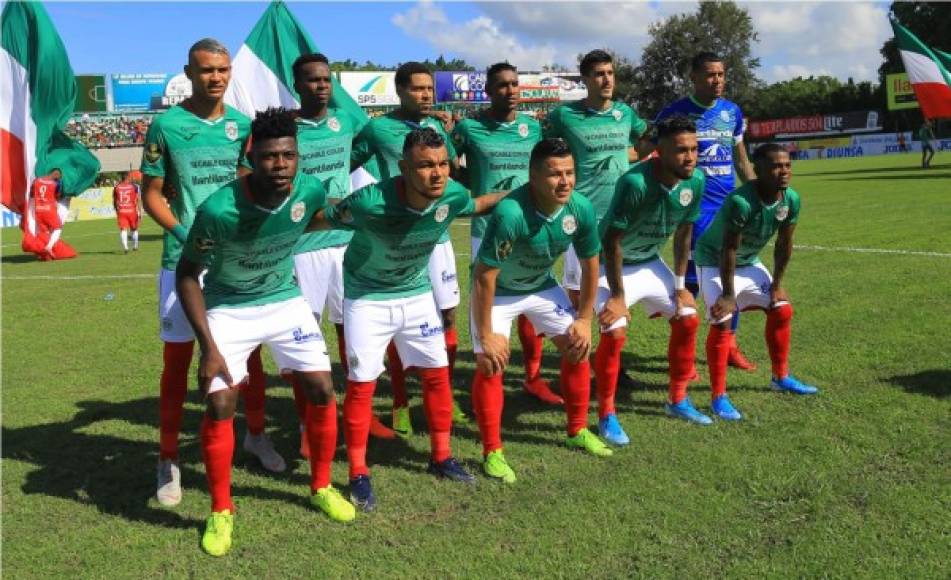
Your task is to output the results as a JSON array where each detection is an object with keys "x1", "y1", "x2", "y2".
[
  {"x1": 349, "y1": 475, "x2": 376, "y2": 513},
  {"x1": 711, "y1": 395, "x2": 743, "y2": 421},
  {"x1": 664, "y1": 397, "x2": 713, "y2": 425},
  {"x1": 428, "y1": 457, "x2": 476, "y2": 484},
  {"x1": 771, "y1": 375, "x2": 819, "y2": 395},
  {"x1": 598, "y1": 413, "x2": 630, "y2": 446}
]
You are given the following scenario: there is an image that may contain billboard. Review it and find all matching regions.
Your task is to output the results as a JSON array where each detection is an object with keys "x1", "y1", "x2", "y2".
[
  {"x1": 75, "y1": 74, "x2": 107, "y2": 112},
  {"x1": 517, "y1": 74, "x2": 561, "y2": 103},
  {"x1": 111, "y1": 73, "x2": 192, "y2": 111},
  {"x1": 886, "y1": 73, "x2": 919, "y2": 111},
  {"x1": 540, "y1": 73, "x2": 587, "y2": 101},
  {"x1": 435, "y1": 71, "x2": 489, "y2": 103},
  {"x1": 339, "y1": 72, "x2": 399, "y2": 107},
  {"x1": 749, "y1": 111, "x2": 881, "y2": 139}
]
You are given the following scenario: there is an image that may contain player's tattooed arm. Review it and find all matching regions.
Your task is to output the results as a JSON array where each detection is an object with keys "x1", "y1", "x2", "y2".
[
  {"x1": 143, "y1": 175, "x2": 187, "y2": 242},
  {"x1": 712, "y1": 229, "x2": 741, "y2": 322},
  {"x1": 770, "y1": 224, "x2": 795, "y2": 305},
  {"x1": 472, "y1": 262, "x2": 510, "y2": 376},
  {"x1": 598, "y1": 227, "x2": 628, "y2": 328},
  {"x1": 672, "y1": 223, "x2": 697, "y2": 317},
  {"x1": 176, "y1": 257, "x2": 232, "y2": 396},
  {"x1": 733, "y1": 142, "x2": 755, "y2": 184}
]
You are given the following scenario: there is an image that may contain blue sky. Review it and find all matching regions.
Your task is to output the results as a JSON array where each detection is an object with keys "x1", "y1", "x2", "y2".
[{"x1": 41, "y1": 1, "x2": 893, "y2": 83}]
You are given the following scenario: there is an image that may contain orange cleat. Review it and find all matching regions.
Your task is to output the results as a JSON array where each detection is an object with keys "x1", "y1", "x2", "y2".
[
  {"x1": 523, "y1": 376, "x2": 564, "y2": 405},
  {"x1": 728, "y1": 345, "x2": 757, "y2": 371},
  {"x1": 369, "y1": 413, "x2": 396, "y2": 439}
]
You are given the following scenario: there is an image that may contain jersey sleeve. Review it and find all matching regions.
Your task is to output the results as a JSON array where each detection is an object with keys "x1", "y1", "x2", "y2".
[
  {"x1": 629, "y1": 108, "x2": 648, "y2": 142},
  {"x1": 606, "y1": 174, "x2": 643, "y2": 232},
  {"x1": 181, "y1": 204, "x2": 220, "y2": 266},
  {"x1": 238, "y1": 133, "x2": 253, "y2": 170},
  {"x1": 573, "y1": 197, "x2": 602, "y2": 259},
  {"x1": 476, "y1": 203, "x2": 522, "y2": 269},
  {"x1": 733, "y1": 106, "x2": 745, "y2": 144},
  {"x1": 350, "y1": 123, "x2": 374, "y2": 169},
  {"x1": 544, "y1": 108, "x2": 563, "y2": 139},
  {"x1": 450, "y1": 122, "x2": 469, "y2": 159},
  {"x1": 725, "y1": 195, "x2": 751, "y2": 233},
  {"x1": 786, "y1": 190, "x2": 801, "y2": 226},
  {"x1": 324, "y1": 185, "x2": 368, "y2": 230},
  {"x1": 449, "y1": 182, "x2": 476, "y2": 216},
  {"x1": 684, "y1": 173, "x2": 705, "y2": 224},
  {"x1": 440, "y1": 124, "x2": 458, "y2": 160},
  {"x1": 140, "y1": 118, "x2": 166, "y2": 177}
]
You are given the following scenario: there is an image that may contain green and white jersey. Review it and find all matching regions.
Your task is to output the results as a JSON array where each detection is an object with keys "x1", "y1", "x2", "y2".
[
  {"x1": 451, "y1": 112, "x2": 541, "y2": 239},
  {"x1": 477, "y1": 184, "x2": 600, "y2": 296},
  {"x1": 545, "y1": 101, "x2": 647, "y2": 221},
  {"x1": 325, "y1": 177, "x2": 475, "y2": 301},
  {"x1": 182, "y1": 173, "x2": 327, "y2": 309},
  {"x1": 293, "y1": 109, "x2": 358, "y2": 255},
  {"x1": 694, "y1": 182, "x2": 801, "y2": 268},
  {"x1": 604, "y1": 160, "x2": 705, "y2": 265},
  {"x1": 140, "y1": 104, "x2": 252, "y2": 270}
]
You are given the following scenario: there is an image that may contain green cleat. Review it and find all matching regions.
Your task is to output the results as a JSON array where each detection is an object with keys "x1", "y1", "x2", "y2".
[
  {"x1": 311, "y1": 486, "x2": 356, "y2": 522},
  {"x1": 393, "y1": 406, "x2": 413, "y2": 438},
  {"x1": 483, "y1": 449, "x2": 517, "y2": 484},
  {"x1": 451, "y1": 400, "x2": 468, "y2": 423},
  {"x1": 565, "y1": 428, "x2": 614, "y2": 458},
  {"x1": 201, "y1": 510, "x2": 234, "y2": 557}
]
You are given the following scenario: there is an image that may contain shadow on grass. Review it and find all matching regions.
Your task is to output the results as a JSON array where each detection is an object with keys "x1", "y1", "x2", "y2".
[
  {"x1": 796, "y1": 164, "x2": 946, "y2": 177},
  {"x1": 1, "y1": 254, "x2": 44, "y2": 264},
  {"x1": 827, "y1": 171, "x2": 951, "y2": 182},
  {"x1": 886, "y1": 370, "x2": 950, "y2": 399}
]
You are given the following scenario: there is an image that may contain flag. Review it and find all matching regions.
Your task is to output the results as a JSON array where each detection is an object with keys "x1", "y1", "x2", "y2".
[
  {"x1": 1, "y1": 1, "x2": 100, "y2": 215},
  {"x1": 890, "y1": 18, "x2": 951, "y2": 119}
]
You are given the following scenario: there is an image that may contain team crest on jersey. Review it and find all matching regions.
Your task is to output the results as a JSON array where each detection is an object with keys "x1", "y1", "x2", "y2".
[
  {"x1": 679, "y1": 188, "x2": 693, "y2": 206},
  {"x1": 434, "y1": 204, "x2": 449, "y2": 223},
  {"x1": 775, "y1": 205, "x2": 790, "y2": 222},
  {"x1": 328, "y1": 117, "x2": 341, "y2": 133},
  {"x1": 518, "y1": 123, "x2": 529, "y2": 138},
  {"x1": 225, "y1": 120, "x2": 239, "y2": 141},
  {"x1": 562, "y1": 214, "x2": 578, "y2": 235},
  {"x1": 497, "y1": 240, "x2": 513, "y2": 260},
  {"x1": 144, "y1": 143, "x2": 161, "y2": 163},
  {"x1": 290, "y1": 201, "x2": 306, "y2": 223},
  {"x1": 612, "y1": 109, "x2": 623, "y2": 122},
  {"x1": 720, "y1": 110, "x2": 731, "y2": 123}
]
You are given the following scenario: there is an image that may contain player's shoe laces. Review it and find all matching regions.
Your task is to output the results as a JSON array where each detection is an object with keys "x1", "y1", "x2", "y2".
[
  {"x1": 711, "y1": 395, "x2": 743, "y2": 421},
  {"x1": 369, "y1": 414, "x2": 396, "y2": 439},
  {"x1": 349, "y1": 475, "x2": 376, "y2": 513},
  {"x1": 598, "y1": 413, "x2": 630, "y2": 446},
  {"x1": 311, "y1": 486, "x2": 356, "y2": 522},
  {"x1": 565, "y1": 428, "x2": 614, "y2": 457},
  {"x1": 201, "y1": 510, "x2": 233, "y2": 557},
  {"x1": 728, "y1": 345, "x2": 757, "y2": 371},
  {"x1": 665, "y1": 397, "x2": 713, "y2": 425},
  {"x1": 523, "y1": 376, "x2": 564, "y2": 405},
  {"x1": 392, "y1": 406, "x2": 413, "y2": 438},
  {"x1": 243, "y1": 432, "x2": 287, "y2": 473},
  {"x1": 428, "y1": 456, "x2": 477, "y2": 483},
  {"x1": 483, "y1": 450, "x2": 517, "y2": 484},
  {"x1": 156, "y1": 459, "x2": 182, "y2": 507},
  {"x1": 771, "y1": 375, "x2": 819, "y2": 395},
  {"x1": 451, "y1": 400, "x2": 468, "y2": 423}
]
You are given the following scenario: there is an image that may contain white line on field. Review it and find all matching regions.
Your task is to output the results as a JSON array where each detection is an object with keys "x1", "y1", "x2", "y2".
[
  {"x1": 2, "y1": 274, "x2": 154, "y2": 280},
  {"x1": 792, "y1": 244, "x2": 951, "y2": 258}
]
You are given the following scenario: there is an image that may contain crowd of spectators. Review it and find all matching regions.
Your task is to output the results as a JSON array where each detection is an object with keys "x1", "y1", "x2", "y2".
[{"x1": 65, "y1": 114, "x2": 154, "y2": 149}]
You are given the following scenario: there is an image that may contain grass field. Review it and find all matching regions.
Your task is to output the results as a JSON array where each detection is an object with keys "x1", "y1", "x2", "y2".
[{"x1": 2, "y1": 154, "x2": 949, "y2": 578}]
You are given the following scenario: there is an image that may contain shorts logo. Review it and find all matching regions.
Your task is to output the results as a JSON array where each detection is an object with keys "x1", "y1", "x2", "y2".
[
  {"x1": 225, "y1": 120, "x2": 239, "y2": 141},
  {"x1": 497, "y1": 239, "x2": 513, "y2": 260},
  {"x1": 144, "y1": 143, "x2": 161, "y2": 163},
  {"x1": 290, "y1": 201, "x2": 306, "y2": 223},
  {"x1": 720, "y1": 110, "x2": 731, "y2": 123},
  {"x1": 434, "y1": 204, "x2": 449, "y2": 223},
  {"x1": 679, "y1": 188, "x2": 693, "y2": 206},
  {"x1": 328, "y1": 117, "x2": 341, "y2": 132},
  {"x1": 441, "y1": 270, "x2": 457, "y2": 283},
  {"x1": 420, "y1": 322, "x2": 444, "y2": 337},
  {"x1": 161, "y1": 317, "x2": 173, "y2": 331},
  {"x1": 775, "y1": 205, "x2": 789, "y2": 221},
  {"x1": 562, "y1": 214, "x2": 577, "y2": 235},
  {"x1": 518, "y1": 123, "x2": 529, "y2": 138},
  {"x1": 612, "y1": 109, "x2": 623, "y2": 122},
  {"x1": 348, "y1": 355, "x2": 360, "y2": 370},
  {"x1": 194, "y1": 237, "x2": 215, "y2": 252},
  {"x1": 554, "y1": 303, "x2": 575, "y2": 317},
  {"x1": 292, "y1": 327, "x2": 322, "y2": 343}
]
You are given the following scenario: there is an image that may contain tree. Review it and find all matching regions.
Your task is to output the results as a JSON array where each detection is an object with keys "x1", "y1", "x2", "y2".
[
  {"x1": 632, "y1": 1, "x2": 761, "y2": 118},
  {"x1": 421, "y1": 55, "x2": 475, "y2": 72},
  {"x1": 743, "y1": 76, "x2": 881, "y2": 120}
]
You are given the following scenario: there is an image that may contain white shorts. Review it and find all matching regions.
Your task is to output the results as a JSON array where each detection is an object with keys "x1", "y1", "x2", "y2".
[
  {"x1": 471, "y1": 285, "x2": 576, "y2": 354},
  {"x1": 206, "y1": 297, "x2": 331, "y2": 395},
  {"x1": 294, "y1": 245, "x2": 346, "y2": 325},
  {"x1": 561, "y1": 244, "x2": 581, "y2": 291},
  {"x1": 699, "y1": 262, "x2": 777, "y2": 323},
  {"x1": 158, "y1": 268, "x2": 199, "y2": 343},
  {"x1": 429, "y1": 239, "x2": 460, "y2": 310},
  {"x1": 595, "y1": 258, "x2": 697, "y2": 331},
  {"x1": 343, "y1": 293, "x2": 449, "y2": 382}
]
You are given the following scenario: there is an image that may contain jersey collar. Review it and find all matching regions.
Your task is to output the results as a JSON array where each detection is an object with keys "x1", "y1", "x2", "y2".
[{"x1": 688, "y1": 95, "x2": 719, "y2": 110}]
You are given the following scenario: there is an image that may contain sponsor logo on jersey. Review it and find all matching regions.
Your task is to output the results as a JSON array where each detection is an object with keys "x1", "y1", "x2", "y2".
[
  {"x1": 292, "y1": 327, "x2": 323, "y2": 343},
  {"x1": 720, "y1": 110, "x2": 731, "y2": 123},
  {"x1": 518, "y1": 123, "x2": 529, "y2": 138},
  {"x1": 328, "y1": 117, "x2": 341, "y2": 133},
  {"x1": 419, "y1": 322, "x2": 444, "y2": 337},
  {"x1": 775, "y1": 205, "x2": 790, "y2": 221},
  {"x1": 225, "y1": 120, "x2": 239, "y2": 141},
  {"x1": 434, "y1": 204, "x2": 449, "y2": 223},
  {"x1": 679, "y1": 188, "x2": 693, "y2": 206},
  {"x1": 496, "y1": 239, "x2": 513, "y2": 260},
  {"x1": 144, "y1": 143, "x2": 161, "y2": 163},
  {"x1": 290, "y1": 201, "x2": 306, "y2": 223},
  {"x1": 562, "y1": 214, "x2": 578, "y2": 235},
  {"x1": 194, "y1": 237, "x2": 215, "y2": 252},
  {"x1": 612, "y1": 109, "x2": 623, "y2": 122}
]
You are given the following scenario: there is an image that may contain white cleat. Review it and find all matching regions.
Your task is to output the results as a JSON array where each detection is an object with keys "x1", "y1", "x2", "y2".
[
  {"x1": 243, "y1": 432, "x2": 286, "y2": 473},
  {"x1": 156, "y1": 459, "x2": 182, "y2": 506}
]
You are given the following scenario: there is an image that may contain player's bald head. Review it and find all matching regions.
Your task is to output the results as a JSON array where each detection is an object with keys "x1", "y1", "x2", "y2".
[{"x1": 188, "y1": 38, "x2": 229, "y2": 66}]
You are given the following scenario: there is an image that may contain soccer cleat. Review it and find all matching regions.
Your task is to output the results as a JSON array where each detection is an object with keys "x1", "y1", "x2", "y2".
[
  {"x1": 243, "y1": 432, "x2": 287, "y2": 473},
  {"x1": 665, "y1": 397, "x2": 714, "y2": 425},
  {"x1": 451, "y1": 400, "x2": 468, "y2": 423},
  {"x1": 369, "y1": 414, "x2": 396, "y2": 439},
  {"x1": 523, "y1": 376, "x2": 564, "y2": 405},
  {"x1": 711, "y1": 395, "x2": 743, "y2": 421},
  {"x1": 156, "y1": 459, "x2": 182, "y2": 506},
  {"x1": 771, "y1": 375, "x2": 819, "y2": 395},
  {"x1": 728, "y1": 345, "x2": 757, "y2": 371},
  {"x1": 428, "y1": 456, "x2": 477, "y2": 483},
  {"x1": 201, "y1": 510, "x2": 234, "y2": 557},
  {"x1": 311, "y1": 486, "x2": 356, "y2": 522},
  {"x1": 349, "y1": 475, "x2": 376, "y2": 513},
  {"x1": 392, "y1": 406, "x2": 413, "y2": 438},
  {"x1": 565, "y1": 428, "x2": 614, "y2": 457},
  {"x1": 598, "y1": 414, "x2": 630, "y2": 446},
  {"x1": 483, "y1": 450, "x2": 517, "y2": 484}
]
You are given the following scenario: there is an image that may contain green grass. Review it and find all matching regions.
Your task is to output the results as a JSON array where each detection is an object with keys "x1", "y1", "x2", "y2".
[{"x1": 3, "y1": 154, "x2": 949, "y2": 578}]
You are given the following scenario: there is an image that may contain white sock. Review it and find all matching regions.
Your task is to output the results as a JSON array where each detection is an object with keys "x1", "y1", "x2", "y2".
[
  {"x1": 45, "y1": 228, "x2": 62, "y2": 252},
  {"x1": 131, "y1": 229, "x2": 139, "y2": 249},
  {"x1": 120, "y1": 229, "x2": 128, "y2": 250}
]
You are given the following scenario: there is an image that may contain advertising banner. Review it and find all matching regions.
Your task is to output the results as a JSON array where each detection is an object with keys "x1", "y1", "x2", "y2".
[
  {"x1": 886, "y1": 73, "x2": 920, "y2": 111},
  {"x1": 777, "y1": 131, "x2": 948, "y2": 159},
  {"x1": 2, "y1": 206, "x2": 21, "y2": 228},
  {"x1": 517, "y1": 74, "x2": 561, "y2": 103},
  {"x1": 749, "y1": 115, "x2": 823, "y2": 139},
  {"x1": 750, "y1": 111, "x2": 882, "y2": 139},
  {"x1": 435, "y1": 71, "x2": 489, "y2": 103},
  {"x1": 75, "y1": 74, "x2": 107, "y2": 112},
  {"x1": 65, "y1": 187, "x2": 117, "y2": 222},
  {"x1": 339, "y1": 71, "x2": 399, "y2": 107},
  {"x1": 111, "y1": 73, "x2": 192, "y2": 111}
]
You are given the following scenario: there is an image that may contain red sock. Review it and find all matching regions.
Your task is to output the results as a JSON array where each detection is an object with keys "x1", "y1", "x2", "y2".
[
  {"x1": 561, "y1": 357, "x2": 591, "y2": 437},
  {"x1": 765, "y1": 303, "x2": 793, "y2": 379},
  {"x1": 243, "y1": 347, "x2": 266, "y2": 435},
  {"x1": 306, "y1": 398, "x2": 338, "y2": 491},
  {"x1": 444, "y1": 327, "x2": 458, "y2": 377},
  {"x1": 472, "y1": 370, "x2": 504, "y2": 456},
  {"x1": 594, "y1": 332, "x2": 625, "y2": 419},
  {"x1": 706, "y1": 326, "x2": 733, "y2": 399},
  {"x1": 418, "y1": 367, "x2": 452, "y2": 462},
  {"x1": 343, "y1": 380, "x2": 376, "y2": 478},
  {"x1": 668, "y1": 316, "x2": 700, "y2": 404},
  {"x1": 159, "y1": 341, "x2": 194, "y2": 460},
  {"x1": 291, "y1": 378, "x2": 308, "y2": 425},
  {"x1": 200, "y1": 415, "x2": 235, "y2": 513},
  {"x1": 386, "y1": 342, "x2": 408, "y2": 409},
  {"x1": 335, "y1": 324, "x2": 348, "y2": 376},
  {"x1": 517, "y1": 315, "x2": 543, "y2": 380}
]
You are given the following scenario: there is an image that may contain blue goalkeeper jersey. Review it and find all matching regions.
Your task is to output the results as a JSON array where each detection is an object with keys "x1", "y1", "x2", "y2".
[{"x1": 655, "y1": 96, "x2": 744, "y2": 213}]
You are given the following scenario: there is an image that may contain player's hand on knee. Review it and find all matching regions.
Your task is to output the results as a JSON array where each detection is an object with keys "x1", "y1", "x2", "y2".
[
  {"x1": 198, "y1": 347, "x2": 232, "y2": 398},
  {"x1": 566, "y1": 320, "x2": 592, "y2": 363},
  {"x1": 674, "y1": 289, "x2": 696, "y2": 318},
  {"x1": 769, "y1": 286, "x2": 789, "y2": 307},
  {"x1": 711, "y1": 294, "x2": 736, "y2": 322},
  {"x1": 481, "y1": 334, "x2": 510, "y2": 375},
  {"x1": 598, "y1": 296, "x2": 629, "y2": 327}
]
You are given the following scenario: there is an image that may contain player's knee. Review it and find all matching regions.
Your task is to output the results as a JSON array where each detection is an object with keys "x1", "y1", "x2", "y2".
[
  {"x1": 673, "y1": 313, "x2": 700, "y2": 331},
  {"x1": 441, "y1": 307, "x2": 456, "y2": 328},
  {"x1": 298, "y1": 372, "x2": 334, "y2": 404},
  {"x1": 604, "y1": 327, "x2": 626, "y2": 340},
  {"x1": 206, "y1": 390, "x2": 238, "y2": 420},
  {"x1": 769, "y1": 302, "x2": 793, "y2": 322}
]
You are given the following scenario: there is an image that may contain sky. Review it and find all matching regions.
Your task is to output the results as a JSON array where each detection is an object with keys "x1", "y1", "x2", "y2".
[{"x1": 36, "y1": 1, "x2": 894, "y2": 84}]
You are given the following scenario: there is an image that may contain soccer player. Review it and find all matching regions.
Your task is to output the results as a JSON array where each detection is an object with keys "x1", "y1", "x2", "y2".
[
  {"x1": 112, "y1": 172, "x2": 141, "y2": 253},
  {"x1": 545, "y1": 49, "x2": 648, "y2": 308},
  {"x1": 695, "y1": 143, "x2": 820, "y2": 422},
  {"x1": 142, "y1": 38, "x2": 283, "y2": 508},
  {"x1": 27, "y1": 169, "x2": 73, "y2": 260},
  {"x1": 471, "y1": 138, "x2": 611, "y2": 483},
  {"x1": 919, "y1": 120, "x2": 936, "y2": 169},
  {"x1": 451, "y1": 62, "x2": 560, "y2": 405},
  {"x1": 350, "y1": 61, "x2": 464, "y2": 436},
  {"x1": 311, "y1": 128, "x2": 505, "y2": 510},
  {"x1": 656, "y1": 51, "x2": 757, "y2": 372},
  {"x1": 177, "y1": 108, "x2": 354, "y2": 557},
  {"x1": 594, "y1": 116, "x2": 710, "y2": 445}
]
